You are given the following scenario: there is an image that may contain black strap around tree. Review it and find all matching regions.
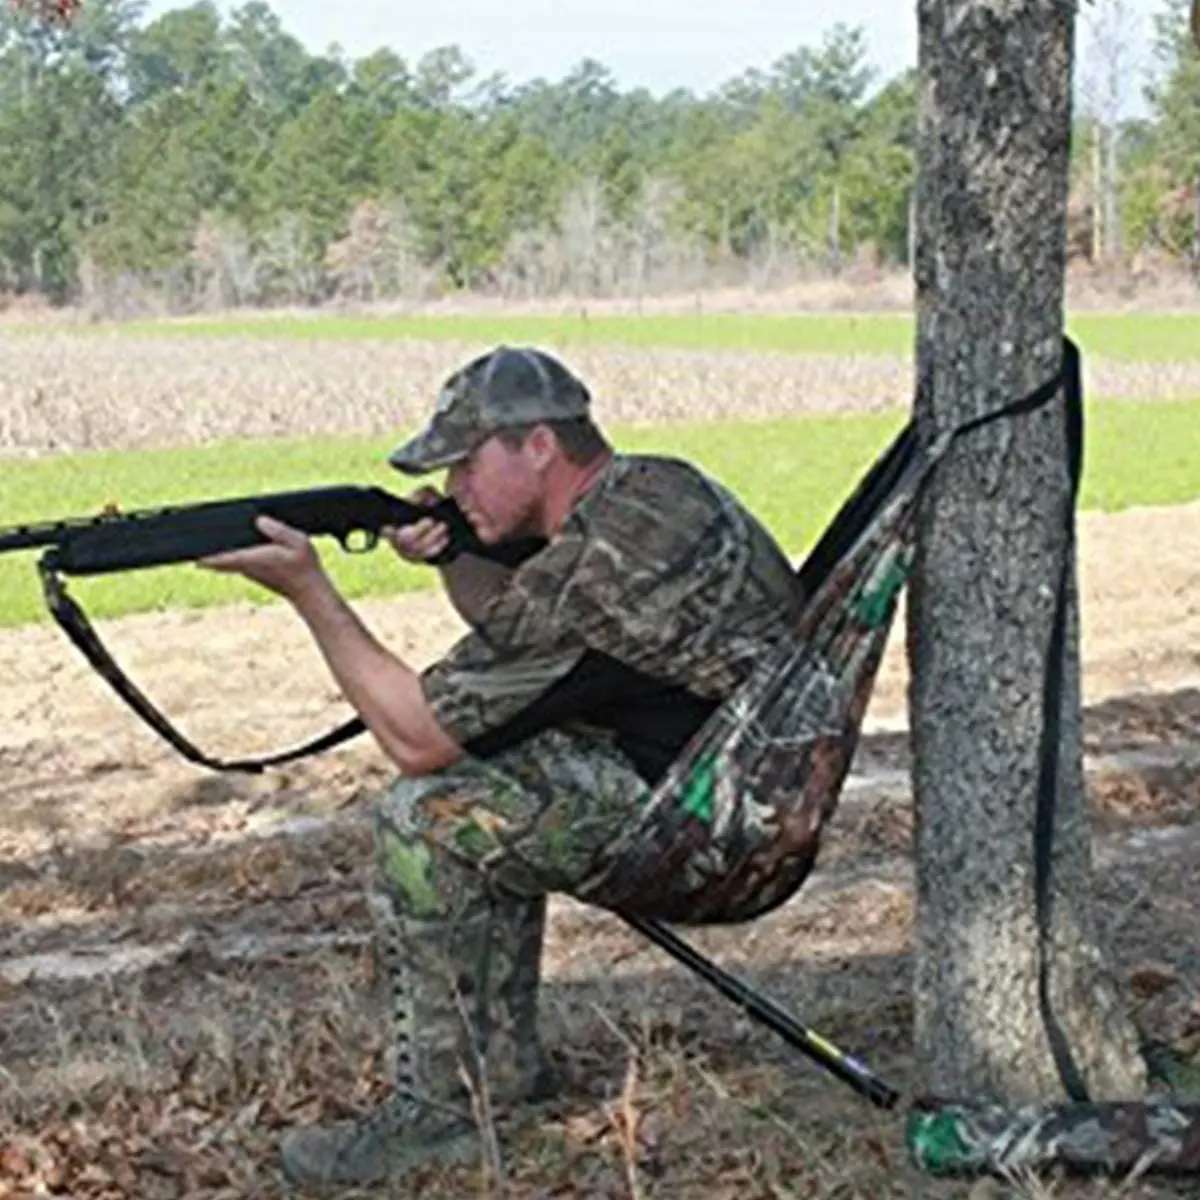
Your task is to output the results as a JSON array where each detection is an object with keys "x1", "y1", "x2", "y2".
[{"x1": 1032, "y1": 338, "x2": 1092, "y2": 1103}]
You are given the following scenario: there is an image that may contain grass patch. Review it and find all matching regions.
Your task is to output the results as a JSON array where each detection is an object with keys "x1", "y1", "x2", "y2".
[
  {"x1": 1080, "y1": 399, "x2": 1200, "y2": 510},
  {"x1": 68, "y1": 310, "x2": 1200, "y2": 362},
  {"x1": 1, "y1": 398, "x2": 1197, "y2": 629}
]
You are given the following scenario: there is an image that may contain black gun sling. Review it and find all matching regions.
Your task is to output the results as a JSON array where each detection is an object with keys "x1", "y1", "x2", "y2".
[{"x1": 37, "y1": 553, "x2": 367, "y2": 773}]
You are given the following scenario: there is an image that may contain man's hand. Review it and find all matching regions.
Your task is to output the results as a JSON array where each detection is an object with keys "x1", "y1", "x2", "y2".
[
  {"x1": 199, "y1": 514, "x2": 326, "y2": 602},
  {"x1": 385, "y1": 487, "x2": 452, "y2": 564}
]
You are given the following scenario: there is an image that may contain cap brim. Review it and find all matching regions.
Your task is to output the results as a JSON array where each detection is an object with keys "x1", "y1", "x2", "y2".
[{"x1": 387, "y1": 428, "x2": 471, "y2": 475}]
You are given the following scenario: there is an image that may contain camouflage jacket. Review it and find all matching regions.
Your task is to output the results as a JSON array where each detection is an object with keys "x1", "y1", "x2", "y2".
[{"x1": 421, "y1": 453, "x2": 804, "y2": 773}]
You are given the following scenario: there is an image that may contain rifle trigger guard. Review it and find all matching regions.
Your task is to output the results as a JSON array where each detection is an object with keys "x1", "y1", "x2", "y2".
[{"x1": 341, "y1": 528, "x2": 376, "y2": 554}]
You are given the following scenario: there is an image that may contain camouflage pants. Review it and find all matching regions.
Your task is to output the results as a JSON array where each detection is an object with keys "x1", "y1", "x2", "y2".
[{"x1": 370, "y1": 727, "x2": 651, "y2": 1117}]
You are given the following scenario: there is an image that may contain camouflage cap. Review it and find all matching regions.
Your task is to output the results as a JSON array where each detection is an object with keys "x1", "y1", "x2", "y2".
[{"x1": 389, "y1": 345, "x2": 593, "y2": 475}]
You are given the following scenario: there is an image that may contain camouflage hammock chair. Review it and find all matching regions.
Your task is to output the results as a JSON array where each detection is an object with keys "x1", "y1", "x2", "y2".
[
  {"x1": 574, "y1": 344, "x2": 1075, "y2": 929},
  {"x1": 588, "y1": 335, "x2": 1200, "y2": 1180}
]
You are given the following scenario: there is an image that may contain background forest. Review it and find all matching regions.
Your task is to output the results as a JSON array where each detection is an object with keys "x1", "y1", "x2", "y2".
[{"x1": 2, "y1": 0, "x2": 1198, "y2": 313}]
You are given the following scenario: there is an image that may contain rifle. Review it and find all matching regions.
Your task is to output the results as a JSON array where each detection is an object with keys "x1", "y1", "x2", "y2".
[{"x1": 0, "y1": 485, "x2": 545, "y2": 772}]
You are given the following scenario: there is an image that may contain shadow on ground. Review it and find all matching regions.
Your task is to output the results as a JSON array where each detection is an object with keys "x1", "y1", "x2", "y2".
[{"x1": 1, "y1": 682, "x2": 1198, "y2": 1198}]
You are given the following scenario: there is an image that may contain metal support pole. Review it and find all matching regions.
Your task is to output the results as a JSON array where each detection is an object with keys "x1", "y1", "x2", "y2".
[{"x1": 620, "y1": 912, "x2": 902, "y2": 1111}]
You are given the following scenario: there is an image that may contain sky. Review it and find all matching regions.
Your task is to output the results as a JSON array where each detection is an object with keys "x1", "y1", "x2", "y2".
[{"x1": 142, "y1": 0, "x2": 1172, "y2": 115}]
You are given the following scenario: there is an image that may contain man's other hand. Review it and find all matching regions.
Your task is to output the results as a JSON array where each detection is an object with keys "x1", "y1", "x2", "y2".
[{"x1": 386, "y1": 487, "x2": 452, "y2": 564}]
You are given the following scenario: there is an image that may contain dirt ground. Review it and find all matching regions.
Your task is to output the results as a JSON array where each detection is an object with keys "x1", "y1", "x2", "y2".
[{"x1": 0, "y1": 500, "x2": 1198, "y2": 1199}]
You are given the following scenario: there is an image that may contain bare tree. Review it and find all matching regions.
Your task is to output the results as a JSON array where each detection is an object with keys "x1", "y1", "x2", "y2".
[
  {"x1": 1080, "y1": 0, "x2": 1136, "y2": 262},
  {"x1": 628, "y1": 175, "x2": 680, "y2": 305},
  {"x1": 191, "y1": 214, "x2": 258, "y2": 311},
  {"x1": 558, "y1": 177, "x2": 613, "y2": 297},
  {"x1": 325, "y1": 199, "x2": 423, "y2": 303},
  {"x1": 257, "y1": 214, "x2": 323, "y2": 306},
  {"x1": 909, "y1": 0, "x2": 1146, "y2": 1107},
  {"x1": 495, "y1": 228, "x2": 554, "y2": 299}
]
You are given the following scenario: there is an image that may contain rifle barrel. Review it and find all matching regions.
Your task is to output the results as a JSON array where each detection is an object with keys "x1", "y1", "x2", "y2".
[{"x1": 0, "y1": 513, "x2": 125, "y2": 554}]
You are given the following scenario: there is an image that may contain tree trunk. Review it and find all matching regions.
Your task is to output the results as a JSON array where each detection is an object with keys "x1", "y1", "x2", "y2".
[
  {"x1": 908, "y1": 0, "x2": 1146, "y2": 1105},
  {"x1": 1103, "y1": 120, "x2": 1121, "y2": 263}
]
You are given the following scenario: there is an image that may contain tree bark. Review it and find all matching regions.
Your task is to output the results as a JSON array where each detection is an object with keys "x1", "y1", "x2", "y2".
[{"x1": 908, "y1": 0, "x2": 1146, "y2": 1105}]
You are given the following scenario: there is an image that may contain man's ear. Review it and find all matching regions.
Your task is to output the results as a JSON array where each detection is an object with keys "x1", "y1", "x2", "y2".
[{"x1": 524, "y1": 424, "x2": 557, "y2": 471}]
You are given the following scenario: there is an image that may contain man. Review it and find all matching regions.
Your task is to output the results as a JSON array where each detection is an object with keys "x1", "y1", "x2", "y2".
[{"x1": 204, "y1": 345, "x2": 804, "y2": 1189}]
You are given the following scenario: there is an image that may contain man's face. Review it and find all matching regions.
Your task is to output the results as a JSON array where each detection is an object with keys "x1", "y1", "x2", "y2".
[{"x1": 446, "y1": 431, "x2": 544, "y2": 542}]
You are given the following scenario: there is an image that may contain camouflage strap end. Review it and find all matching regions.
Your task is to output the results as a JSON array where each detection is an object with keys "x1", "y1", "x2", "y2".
[{"x1": 906, "y1": 1097, "x2": 1200, "y2": 1178}]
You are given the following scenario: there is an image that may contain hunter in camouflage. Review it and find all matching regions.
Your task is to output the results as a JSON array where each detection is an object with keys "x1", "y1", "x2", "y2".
[{"x1": 206, "y1": 343, "x2": 819, "y2": 1188}]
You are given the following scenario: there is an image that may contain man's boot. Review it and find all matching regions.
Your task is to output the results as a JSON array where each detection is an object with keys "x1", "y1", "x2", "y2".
[
  {"x1": 279, "y1": 827, "x2": 555, "y2": 1190},
  {"x1": 278, "y1": 1088, "x2": 478, "y2": 1190}
]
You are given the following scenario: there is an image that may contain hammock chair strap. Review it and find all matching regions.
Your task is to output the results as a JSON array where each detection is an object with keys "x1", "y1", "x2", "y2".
[
  {"x1": 1031, "y1": 340, "x2": 1090, "y2": 1101},
  {"x1": 798, "y1": 339, "x2": 1078, "y2": 598}
]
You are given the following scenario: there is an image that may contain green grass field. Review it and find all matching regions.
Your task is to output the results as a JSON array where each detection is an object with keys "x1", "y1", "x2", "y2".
[
  {"x1": 82, "y1": 310, "x2": 1200, "y2": 362},
  {"x1": 2, "y1": 398, "x2": 1197, "y2": 630}
]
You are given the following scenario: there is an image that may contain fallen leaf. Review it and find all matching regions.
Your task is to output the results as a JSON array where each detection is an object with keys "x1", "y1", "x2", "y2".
[{"x1": 1129, "y1": 962, "x2": 1179, "y2": 998}]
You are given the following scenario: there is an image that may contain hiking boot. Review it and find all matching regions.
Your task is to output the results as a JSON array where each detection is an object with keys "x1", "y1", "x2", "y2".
[{"x1": 279, "y1": 1097, "x2": 477, "y2": 1190}]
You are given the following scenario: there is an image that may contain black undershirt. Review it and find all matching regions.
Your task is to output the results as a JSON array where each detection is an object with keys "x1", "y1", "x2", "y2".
[{"x1": 462, "y1": 650, "x2": 719, "y2": 785}]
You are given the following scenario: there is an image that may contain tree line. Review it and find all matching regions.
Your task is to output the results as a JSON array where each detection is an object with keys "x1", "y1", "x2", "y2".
[{"x1": 0, "y1": 0, "x2": 1197, "y2": 312}]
